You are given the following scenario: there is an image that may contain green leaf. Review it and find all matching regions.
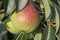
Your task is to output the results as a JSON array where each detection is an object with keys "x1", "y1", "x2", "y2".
[
  {"x1": 56, "y1": 28, "x2": 60, "y2": 40},
  {"x1": 56, "y1": 34, "x2": 60, "y2": 40},
  {"x1": 54, "y1": 5, "x2": 60, "y2": 33},
  {"x1": 34, "y1": 33, "x2": 42, "y2": 40},
  {"x1": 42, "y1": 0, "x2": 51, "y2": 19},
  {"x1": 14, "y1": 32, "x2": 26, "y2": 40},
  {"x1": 16, "y1": 0, "x2": 28, "y2": 12},
  {"x1": 0, "y1": 23, "x2": 7, "y2": 40},
  {"x1": 57, "y1": 34, "x2": 60, "y2": 40},
  {"x1": 51, "y1": 0, "x2": 58, "y2": 5},
  {"x1": 57, "y1": 0, "x2": 60, "y2": 7},
  {"x1": 42, "y1": 21, "x2": 56, "y2": 40},
  {"x1": 0, "y1": 1, "x2": 2, "y2": 9},
  {"x1": 14, "y1": 31, "x2": 33, "y2": 40},
  {"x1": 4, "y1": 0, "x2": 9, "y2": 14},
  {"x1": 54, "y1": 7, "x2": 59, "y2": 33},
  {"x1": 16, "y1": 32, "x2": 26, "y2": 40},
  {"x1": 6, "y1": 0, "x2": 16, "y2": 16},
  {"x1": 49, "y1": 1, "x2": 60, "y2": 33}
]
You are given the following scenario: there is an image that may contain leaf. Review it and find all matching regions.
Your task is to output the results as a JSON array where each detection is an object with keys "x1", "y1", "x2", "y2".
[
  {"x1": 56, "y1": 28, "x2": 60, "y2": 40},
  {"x1": 56, "y1": 34, "x2": 60, "y2": 40},
  {"x1": 32, "y1": 0, "x2": 39, "y2": 1},
  {"x1": 14, "y1": 32, "x2": 26, "y2": 40},
  {"x1": 49, "y1": 1, "x2": 60, "y2": 33},
  {"x1": 57, "y1": 34, "x2": 60, "y2": 40},
  {"x1": 4, "y1": 0, "x2": 9, "y2": 13},
  {"x1": 57, "y1": 0, "x2": 60, "y2": 7},
  {"x1": 50, "y1": 0, "x2": 58, "y2": 5},
  {"x1": 42, "y1": 21, "x2": 56, "y2": 40},
  {"x1": 16, "y1": 32, "x2": 26, "y2": 40},
  {"x1": 54, "y1": 7, "x2": 59, "y2": 33},
  {"x1": 42, "y1": 0, "x2": 51, "y2": 19},
  {"x1": 34, "y1": 33, "x2": 42, "y2": 40},
  {"x1": 15, "y1": 0, "x2": 28, "y2": 12},
  {"x1": 14, "y1": 31, "x2": 33, "y2": 40},
  {"x1": 54, "y1": 4, "x2": 60, "y2": 33},
  {"x1": 0, "y1": 1, "x2": 2, "y2": 9},
  {"x1": 33, "y1": 0, "x2": 35, "y2": 1},
  {"x1": 0, "y1": 23, "x2": 7, "y2": 40},
  {"x1": 6, "y1": 0, "x2": 16, "y2": 16}
]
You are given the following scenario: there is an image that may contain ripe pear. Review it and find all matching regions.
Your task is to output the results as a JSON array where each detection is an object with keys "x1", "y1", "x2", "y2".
[{"x1": 6, "y1": 0, "x2": 40, "y2": 34}]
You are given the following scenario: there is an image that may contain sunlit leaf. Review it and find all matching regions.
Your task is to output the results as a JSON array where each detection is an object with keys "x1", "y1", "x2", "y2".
[
  {"x1": 33, "y1": 0, "x2": 41, "y2": 2},
  {"x1": 54, "y1": 5, "x2": 60, "y2": 33},
  {"x1": 40, "y1": 3, "x2": 44, "y2": 9},
  {"x1": 34, "y1": 33, "x2": 42, "y2": 40},
  {"x1": 54, "y1": 7, "x2": 59, "y2": 33},
  {"x1": 42, "y1": 0, "x2": 51, "y2": 19}
]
